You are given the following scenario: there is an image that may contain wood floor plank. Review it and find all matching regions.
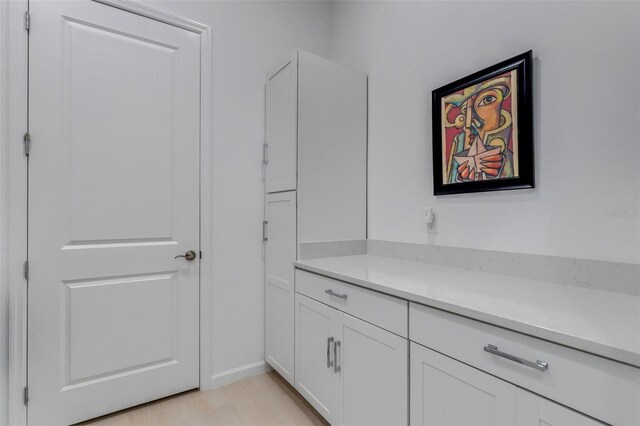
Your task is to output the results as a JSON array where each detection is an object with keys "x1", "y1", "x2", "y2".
[
  {"x1": 83, "y1": 371, "x2": 328, "y2": 426},
  {"x1": 199, "y1": 387, "x2": 233, "y2": 410},
  {"x1": 229, "y1": 398, "x2": 270, "y2": 426},
  {"x1": 207, "y1": 403, "x2": 244, "y2": 426}
]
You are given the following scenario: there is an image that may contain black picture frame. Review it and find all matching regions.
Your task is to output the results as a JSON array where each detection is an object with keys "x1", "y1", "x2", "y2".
[{"x1": 432, "y1": 50, "x2": 534, "y2": 195}]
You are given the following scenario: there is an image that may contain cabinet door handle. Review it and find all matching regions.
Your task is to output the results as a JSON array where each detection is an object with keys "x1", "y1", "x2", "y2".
[
  {"x1": 324, "y1": 289, "x2": 347, "y2": 300},
  {"x1": 484, "y1": 344, "x2": 548, "y2": 372},
  {"x1": 334, "y1": 340, "x2": 341, "y2": 373},
  {"x1": 327, "y1": 337, "x2": 334, "y2": 368}
]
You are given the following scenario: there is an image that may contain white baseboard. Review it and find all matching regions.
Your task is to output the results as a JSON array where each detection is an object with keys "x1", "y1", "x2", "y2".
[{"x1": 208, "y1": 360, "x2": 272, "y2": 389}]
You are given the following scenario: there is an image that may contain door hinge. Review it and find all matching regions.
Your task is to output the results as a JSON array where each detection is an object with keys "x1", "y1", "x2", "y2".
[
  {"x1": 23, "y1": 132, "x2": 31, "y2": 157},
  {"x1": 262, "y1": 220, "x2": 268, "y2": 242},
  {"x1": 23, "y1": 261, "x2": 29, "y2": 280},
  {"x1": 23, "y1": 387, "x2": 29, "y2": 405},
  {"x1": 262, "y1": 143, "x2": 268, "y2": 165},
  {"x1": 24, "y1": 11, "x2": 30, "y2": 32}
]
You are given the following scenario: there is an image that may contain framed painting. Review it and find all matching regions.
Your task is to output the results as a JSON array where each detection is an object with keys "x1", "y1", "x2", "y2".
[{"x1": 432, "y1": 50, "x2": 534, "y2": 195}]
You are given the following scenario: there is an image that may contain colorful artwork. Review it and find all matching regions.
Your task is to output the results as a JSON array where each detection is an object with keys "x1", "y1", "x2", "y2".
[
  {"x1": 442, "y1": 70, "x2": 518, "y2": 184},
  {"x1": 432, "y1": 51, "x2": 534, "y2": 195}
]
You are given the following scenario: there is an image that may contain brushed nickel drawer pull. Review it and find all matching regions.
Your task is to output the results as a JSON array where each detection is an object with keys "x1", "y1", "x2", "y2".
[
  {"x1": 334, "y1": 340, "x2": 341, "y2": 373},
  {"x1": 324, "y1": 289, "x2": 347, "y2": 300},
  {"x1": 484, "y1": 344, "x2": 548, "y2": 372},
  {"x1": 327, "y1": 337, "x2": 334, "y2": 368}
]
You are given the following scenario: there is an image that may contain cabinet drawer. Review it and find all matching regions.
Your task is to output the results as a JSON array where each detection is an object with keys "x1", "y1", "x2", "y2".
[
  {"x1": 295, "y1": 269, "x2": 408, "y2": 337},
  {"x1": 409, "y1": 303, "x2": 640, "y2": 425}
]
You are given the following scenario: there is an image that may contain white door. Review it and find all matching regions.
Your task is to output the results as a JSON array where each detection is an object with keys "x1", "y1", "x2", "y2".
[
  {"x1": 410, "y1": 342, "x2": 517, "y2": 426},
  {"x1": 340, "y1": 314, "x2": 408, "y2": 426},
  {"x1": 265, "y1": 52, "x2": 297, "y2": 193},
  {"x1": 295, "y1": 293, "x2": 340, "y2": 424},
  {"x1": 28, "y1": 1, "x2": 201, "y2": 424},
  {"x1": 516, "y1": 389, "x2": 604, "y2": 426},
  {"x1": 264, "y1": 191, "x2": 296, "y2": 384}
]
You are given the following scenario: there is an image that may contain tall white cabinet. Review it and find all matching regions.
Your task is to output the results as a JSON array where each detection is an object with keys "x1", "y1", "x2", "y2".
[{"x1": 263, "y1": 50, "x2": 367, "y2": 386}]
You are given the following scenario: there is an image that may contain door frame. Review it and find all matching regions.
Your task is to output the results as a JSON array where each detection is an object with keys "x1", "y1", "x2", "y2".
[{"x1": 0, "y1": 1, "x2": 213, "y2": 424}]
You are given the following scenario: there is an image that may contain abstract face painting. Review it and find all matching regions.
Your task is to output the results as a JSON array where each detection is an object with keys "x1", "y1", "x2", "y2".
[
  {"x1": 442, "y1": 71, "x2": 518, "y2": 184},
  {"x1": 432, "y1": 51, "x2": 534, "y2": 195}
]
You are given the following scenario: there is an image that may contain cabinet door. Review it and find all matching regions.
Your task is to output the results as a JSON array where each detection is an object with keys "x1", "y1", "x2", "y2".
[
  {"x1": 339, "y1": 312, "x2": 408, "y2": 426},
  {"x1": 295, "y1": 293, "x2": 340, "y2": 424},
  {"x1": 410, "y1": 342, "x2": 517, "y2": 426},
  {"x1": 266, "y1": 53, "x2": 297, "y2": 193},
  {"x1": 264, "y1": 192, "x2": 296, "y2": 384},
  {"x1": 516, "y1": 388, "x2": 604, "y2": 426}
]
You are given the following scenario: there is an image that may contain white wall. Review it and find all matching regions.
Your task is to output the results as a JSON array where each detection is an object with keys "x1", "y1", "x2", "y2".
[
  {"x1": 330, "y1": 1, "x2": 640, "y2": 264},
  {"x1": 0, "y1": 0, "x2": 28, "y2": 422},
  {"x1": 141, "y1": 0, "x2": 332, "y2": 385}
]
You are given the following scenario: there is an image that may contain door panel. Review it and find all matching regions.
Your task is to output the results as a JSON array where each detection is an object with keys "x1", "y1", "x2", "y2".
[
  {"x1": 340, "y1": 313, "x2": 408, "y2": 426},
  {"x1": 410, "y1": 342, "x2": 517, "y2": 426},
  {"x1": 295, "y1": 293, "x2": 339, "y2": 424},
  {"x1": 265, "y1": 53, "x2": 297, "y2": 193},
  {"x1": 65, "y1": 16, "x2": 177, "y2": 242},
  {"x1": 28, "y1": 1, "x2": 201, "y2": 424},
  {"x1": 65, "y1": 273, "x2": 178, "y2": 383},
  {"x1": 265, "y1": 191, "x2": 296, "y2": 384}
]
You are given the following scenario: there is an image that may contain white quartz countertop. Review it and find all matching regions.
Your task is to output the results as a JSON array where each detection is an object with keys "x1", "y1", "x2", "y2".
[{"x1": 293, "y1": 254, "x2": 640, "y2": 368}]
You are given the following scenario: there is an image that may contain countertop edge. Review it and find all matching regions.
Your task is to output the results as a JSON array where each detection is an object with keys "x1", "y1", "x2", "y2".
[{"x1": 293, "y1": 260, "x2": 640, "y2": 369}]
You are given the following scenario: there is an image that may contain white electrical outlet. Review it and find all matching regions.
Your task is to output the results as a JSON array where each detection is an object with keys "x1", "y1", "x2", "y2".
[{"x1": 424, "y1": 207, "x2": 437, "y2": 233}]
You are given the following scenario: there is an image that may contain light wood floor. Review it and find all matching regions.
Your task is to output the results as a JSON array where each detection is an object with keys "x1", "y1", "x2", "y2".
[{"x1": 80, "y1": 371, "x2": 328, "y2": 426}]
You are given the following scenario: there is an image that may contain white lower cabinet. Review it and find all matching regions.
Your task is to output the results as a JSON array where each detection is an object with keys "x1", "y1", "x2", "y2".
[
  {"x1": 409, "y1": 303, "x2": 635, "y2": 425},
  {"x1": 292, "y1": 271, "x2": 627, "y2": 426},
  {"x1": 340, "y1": 313, "x2": 408, "y2": 426},
  {"x1": 295, "y1": 293, "x2": 341, "y2": 423},
  {"x1": 295, "y1": 292, "x2": 408, "y2": 425},
  {"x1": 516, "y1": 389, "x2": 603, "y2": 426},
  {"x1": 410, "y1": 342, "x2": 516, "y2": 426},
  {"x1": 410, "y1": 342, "x2": 605, "y2": 426},
  {"x1": 264, "y1": 192, "x2": 297, "y2": 384}
]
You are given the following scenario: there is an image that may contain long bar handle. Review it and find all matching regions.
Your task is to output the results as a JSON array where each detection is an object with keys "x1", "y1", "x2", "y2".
[
  {"x1": 334, "y1": 340, "x2": 341, "y2": 373},
  {"x1": 324, "y1": 289, "x2": 347, "y2": 300},
  {"x1": 262, "y1": 220, "x2": 268, "y2": 242},
  {"x1": 484, "y1": 344, "x2": 548, "y2": 372},
  {"x1": 327, "y1": 337, "x2": 334, "y2": 368}
]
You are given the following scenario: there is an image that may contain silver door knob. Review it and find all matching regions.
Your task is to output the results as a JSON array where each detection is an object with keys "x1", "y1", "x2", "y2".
[{"x1": 175, "y1": 250, "x2": 197, "y2": 261}]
